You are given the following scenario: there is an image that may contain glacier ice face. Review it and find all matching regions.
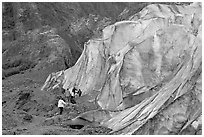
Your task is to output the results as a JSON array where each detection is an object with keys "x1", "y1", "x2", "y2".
[
  {"x1": 42, "y1": 3, "x2": 201, "y2": 134},
  {"x1": 60, "y1": 3, "x2": 201, "y2": 110}
]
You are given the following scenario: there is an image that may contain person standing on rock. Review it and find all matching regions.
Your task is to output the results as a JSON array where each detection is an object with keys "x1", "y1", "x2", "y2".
[{"x1": 58, "y1": 96, "x2": 67, "y2": 115}]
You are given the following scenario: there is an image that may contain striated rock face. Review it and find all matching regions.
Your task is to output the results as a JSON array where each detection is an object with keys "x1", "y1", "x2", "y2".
[
  {"x1": 42, "y1": 3, "x2": 201, "y2": 134},
  {"x1": 2, "y1": 26, "x2": 72, "y2": 80},
  {"x1": 3, "y1": 2, "x2": 141, "y2": 79}
]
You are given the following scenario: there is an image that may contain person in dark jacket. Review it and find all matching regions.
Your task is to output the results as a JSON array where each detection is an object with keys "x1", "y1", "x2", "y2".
[
  {"x1": 77, "y1": 89, "x2": 82, "y2": 97},
  {"x1": 70, "y1": 95, "x2": 76, "y2": 104},
  {"x1": 72, "y1": 87, "x2": 82, "y2": 97},
  {"x1": 66, "y1": 87, "x2": 76, "y2": 104},
  {"x1": 72, "y1": 87, "x2": 77, "y2": 96}
]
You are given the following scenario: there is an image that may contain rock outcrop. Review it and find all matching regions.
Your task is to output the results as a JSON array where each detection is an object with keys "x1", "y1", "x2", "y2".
[
  {"x1": 3, "y1": 2, "x2": 142, "y2": 79},
  {"x1": 42, "y1": 3, "x2": 202, "y2": 135}
]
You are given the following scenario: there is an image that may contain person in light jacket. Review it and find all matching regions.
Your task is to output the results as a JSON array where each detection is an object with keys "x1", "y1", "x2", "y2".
[{"x1": 58, "y1": 97, "x2": 67, "y2": 115}]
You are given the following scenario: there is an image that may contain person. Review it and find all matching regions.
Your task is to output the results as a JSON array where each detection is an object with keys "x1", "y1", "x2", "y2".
[
  {"x1": 72, "y1": 87, "x2": 77, "y2": 96},
  {"x1": 79, "y1": 89, "x2": 82, "y2": 97},
  {"x1": 66, "y1": 88, "x2": 76, "y2": 104},
  {"x1": 72, "y1": 87, "x2": 82, "y2": 97},
  {"x1": 78, "y1": 89, "x2": 82, "y2": 97},
  {"x1": 70, "y1": 95, "x2": 76, "y2": 104},
  {"x1": 58, "y1": 97, "x2": 67, "y2": 115}
]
